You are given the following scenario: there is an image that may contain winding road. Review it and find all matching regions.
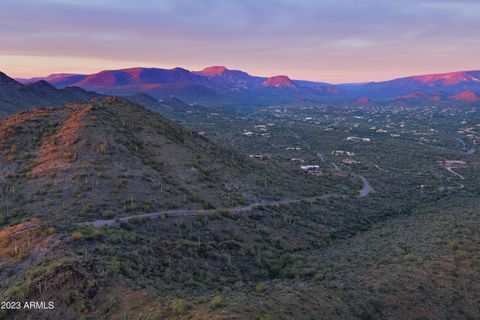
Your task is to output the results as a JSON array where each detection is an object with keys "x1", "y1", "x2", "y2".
[
  {"x1": 83, "y1": 127, "x2": 376, "y2": 228},
  {"x1": 83, "y1": 194, "x2": 343, "y2": 228},
  {"x1": 454, "y1": 137, "x2": 476, "y2": 155},
  {"x1": 315, "y1": 152, "x2": 326, "y2": 162},
  {"x1": 287, "y1": 127, "x2": 374, "y2": 198},
  {"x1": 356, "y1": 175, "x2": 374, "y2": 198}
]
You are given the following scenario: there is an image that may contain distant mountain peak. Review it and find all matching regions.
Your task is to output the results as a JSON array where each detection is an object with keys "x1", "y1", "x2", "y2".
[
  {"x1": 27, "y1": 80, "x2": 56, "y2": 90},
  {"x1": 0, "y1": 71, "x2": 10, "y2": 80},
  {"x1": 199, "y1": 66, "x2": 229, "y2": 76},
  {"x1": 0, "y1": 71, "x2": 21, "y2": 86},
  {"x1": 169, "y1": 67, "x2": 190, "y2": 73},
  {"x1": 260, "y1": 75, "x2": 297, "y2": 88},
  {"x1": 356, "y1": 97, "x2": 371, "y2": 104},
  {"x1": 450, "y1": 90, "x2": 480, "y2": 101},
  {"x1": 412, "y1": 70, "x2": 480, "y2": 85}
]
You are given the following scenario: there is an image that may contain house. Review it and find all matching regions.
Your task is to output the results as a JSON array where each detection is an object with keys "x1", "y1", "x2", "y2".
[
  {"x1": 442, "y1": 160, "x2": 466, "y2": 167},
  {"x1": 300, "y1": 165, "x2": 321, "y2": 176},
  {"x1": 346, "y1": 136, "x2": 371, "y2": 142},
  {"x1": 342, "y1": 158, "x2": 361, "y2": 165},
  {"x1": 332, "y1": 150, "x2": 355, "y2": 156}
]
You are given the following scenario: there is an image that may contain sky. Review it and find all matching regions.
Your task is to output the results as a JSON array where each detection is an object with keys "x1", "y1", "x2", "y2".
[{"x1": 1, "y1": 0, "x2": 480, "y2": 83}]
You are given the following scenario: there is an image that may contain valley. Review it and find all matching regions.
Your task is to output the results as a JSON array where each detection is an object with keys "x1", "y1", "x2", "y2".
[
  {"x1": 2, "y1": 0, "x2": 480, "y2": 318},
  {"x1": 1, "y1": 90, "x2": 478, "y2": 319}
]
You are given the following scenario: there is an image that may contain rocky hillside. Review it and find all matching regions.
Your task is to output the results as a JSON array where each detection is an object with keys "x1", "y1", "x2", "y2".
[{"x1": 0, "y1": 97, "x2": 338, "y2": 226}]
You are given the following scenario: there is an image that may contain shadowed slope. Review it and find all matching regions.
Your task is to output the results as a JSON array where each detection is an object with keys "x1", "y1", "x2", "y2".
[{"x1": 0, "y1": 71, "x2": 100, "y2": 117}]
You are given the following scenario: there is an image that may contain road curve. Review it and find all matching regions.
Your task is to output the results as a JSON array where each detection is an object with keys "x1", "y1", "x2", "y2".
[
  {"x1": 315, "y1": 152, "x2": 326, "y2": 162},
  {"x1": 454, "y1": 137, "x2": 476, "y2": 155},
  {"x1": 82, "y1": 128, "x2": 376, "y2": 228},
  {"x1": 356, "y1": 175, "x2": 374, "y2": 198},
  {"x1": 82, "y1": 194, "x2": 342, "y2": 228}
]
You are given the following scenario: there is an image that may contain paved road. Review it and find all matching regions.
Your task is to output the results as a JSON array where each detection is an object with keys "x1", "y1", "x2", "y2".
[
  {"x1": 315, "y1": 152, "x2": 326, "y2": 162},
  {"x1": 84, "y1": 128, "x2": 378, "y2": 228},
  {"x1": 331, "y1": 162, "x2": 341, "y2": 172},
  {"x1": 454, "y1": 137, "x2": 476, "y2": 155},
  {"x1": 445, "y1": 167, "x2": 465, "y2": 180},
  {"x1": 356, "y1": 175, "x2": 374, "y2": 198},
  {"x1": 288, "y1": 126, "x2": 374, "y2": 198},
  {"x1": 83, "y1": 194, "x2": 342, "y2": 228}
]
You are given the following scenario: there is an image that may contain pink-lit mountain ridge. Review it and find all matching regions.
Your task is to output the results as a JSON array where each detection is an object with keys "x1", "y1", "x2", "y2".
[
  {"x1": 346, "y1": 70, "x2": 480, "y2": 102},
  {"x1": 15, "y1": 67, "x2": 480, "y2": 106},
  {"x1": 260, "y1": 75, "x2": 298, "y2": 88}
]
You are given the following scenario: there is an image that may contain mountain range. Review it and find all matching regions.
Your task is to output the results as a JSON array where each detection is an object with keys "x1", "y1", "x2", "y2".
[
  {"x1": 8, "y1": 67, "x2": 480, "y2": 111},
  {"x1": 346, "y1": 70, "x2": 480, "y2": 104},
  {"x1": 14, "y1": 67, "x2": 343, "y2": 107}
]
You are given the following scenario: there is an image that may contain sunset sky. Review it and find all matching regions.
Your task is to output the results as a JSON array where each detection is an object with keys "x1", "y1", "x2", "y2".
[{"x1": 1, "y1": 0, "x2": 479, "y2": 83}]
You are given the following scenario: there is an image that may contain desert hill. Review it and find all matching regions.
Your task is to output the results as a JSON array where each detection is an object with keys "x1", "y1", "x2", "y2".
[
  {"x1": 0, "y1": 72, "x2": 100, "y2": 117},
  {"x1": 0, "y1": 97, "x2": 338, "y2": 226}
]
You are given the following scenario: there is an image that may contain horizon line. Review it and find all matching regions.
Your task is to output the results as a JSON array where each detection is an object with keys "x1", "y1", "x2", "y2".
[{"x1": 4, "y1": 64, "x2": 480, "y2": 85}]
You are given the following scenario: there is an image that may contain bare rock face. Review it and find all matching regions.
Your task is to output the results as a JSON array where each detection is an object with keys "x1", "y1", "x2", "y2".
[{"x1": 260, "y1": 75, "x2": 297, "y2": 88}]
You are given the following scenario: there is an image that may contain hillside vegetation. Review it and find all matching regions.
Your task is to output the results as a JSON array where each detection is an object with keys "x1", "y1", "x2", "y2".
[{"x1": 0, "y1": 98, "x2": 479, "y2": 319}]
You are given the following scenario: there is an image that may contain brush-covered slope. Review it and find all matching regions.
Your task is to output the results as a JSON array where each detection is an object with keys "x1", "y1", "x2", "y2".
[
  {"x1": 0, "y1": 97, "x2": 349, "y2": 319},
  {"x1": 0, "y1": 97, "x2": 335, "y2": 226},
  {"x1": 0, "y1": 71, "x2": 100, "y2": 117}
]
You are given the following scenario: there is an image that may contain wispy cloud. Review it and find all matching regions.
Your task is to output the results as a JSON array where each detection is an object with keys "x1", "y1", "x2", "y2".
[{"x1": 1, "y1": 0, "x2": 479, "y2": 82}]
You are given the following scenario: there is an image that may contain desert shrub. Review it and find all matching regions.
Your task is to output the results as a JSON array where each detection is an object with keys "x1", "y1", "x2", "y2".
[
  {"x1": 104, "y1": 296, "x2": 119, "y2": 314},
  {"x1": 447, "y1": 240, "x2": 461, "y2": 250},
  {"x1": 210, "y1": 295, "x2": 223, "y2": 309},
  {"x1": 255, "y1": 281, "x2": 266, "y2": 293},
  {"x1": 71, "y1": 231, "x2": 83, "y2": 240},
  {"x1": 45, "y1": 227, "x2": 56, "y2": 235},
  {"x1": 170, "y1": 298, "x2": 188, "y2": 314},
  {"x1": 403, "y1": 253, "x2": 419, "y2": 262},
  {"x1": 108, "y1": 256, "x2": 120, "y2": 274},
  {"x1": 202, "y1": 201, "x2": 215, "y2": 210},
  {"x1": 96, "y1": 142, "x2": 108, "y2": 154}
]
